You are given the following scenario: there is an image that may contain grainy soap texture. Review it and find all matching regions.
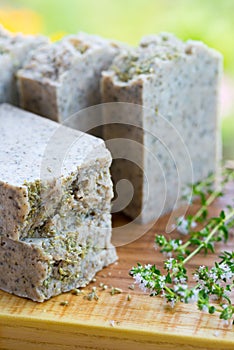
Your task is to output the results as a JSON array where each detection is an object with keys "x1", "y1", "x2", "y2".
[
  {"x1": 0, "y1": 104, "x2": 116, "y2": 301},
  {"x1": 17, "y1": 32, "x2": 125, "y2": 135},
  {"x1": 0, "y1": 232, "x2": 117, "y2": 302},
  {"x1": 0, "y1": 104, "x2": 113, "y2": 240},
  {"x1": 0, "y1": 26, "x2": 48, "y2": 105},
  {"x1": 101, "y1": 33, "x2": 222, "y2": 223}
]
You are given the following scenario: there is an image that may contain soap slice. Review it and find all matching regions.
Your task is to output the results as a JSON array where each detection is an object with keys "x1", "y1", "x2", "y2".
[
  {"x1": 0, "y1": 230, "x2": 117, "y2": 302},
  {"x1": 17, "y1": 32, "x2": 125, "y2": 134},
  {"x1": 0, "y1": 104, "x2": 113, "y2": 240},
  {"x1": 0, "y1": 26, "x2": 48, "y2": 105},
  {"x1": 101, "y1": 33, "x2": 222, "y2": 223}
]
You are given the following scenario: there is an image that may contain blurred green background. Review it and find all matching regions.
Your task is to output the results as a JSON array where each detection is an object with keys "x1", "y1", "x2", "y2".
[{"x1": 1, "y1": 0, "x2": 234, "y2": 159}]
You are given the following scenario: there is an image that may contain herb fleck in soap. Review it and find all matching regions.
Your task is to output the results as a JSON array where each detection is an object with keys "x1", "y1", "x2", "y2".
[
  {"x1": 17, "y1": 32, "x2": 126, "y2": 137},
  {"x1": 102, "y1": 33, "x2": 222, "y2": 223},
  {"x1": 0, "y1": 104, "x2": 116, "y2": 301}
]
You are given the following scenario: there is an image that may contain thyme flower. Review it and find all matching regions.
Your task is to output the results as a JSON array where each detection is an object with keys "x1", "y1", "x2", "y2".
[{"x1": 130, "y1": 168, "x2": 234, "y2": 322}]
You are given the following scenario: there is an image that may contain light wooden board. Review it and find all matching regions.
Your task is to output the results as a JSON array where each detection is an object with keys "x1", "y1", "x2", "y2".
[{"x1": 0, "y1": 183, "x2": 234, "y2": 350}]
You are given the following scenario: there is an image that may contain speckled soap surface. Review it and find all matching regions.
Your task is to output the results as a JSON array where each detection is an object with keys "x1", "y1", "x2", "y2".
[
  {"x1": 17, "y1": 32, "x2": 125, "y2": 128},
  {"x1": 0, "y1": 103, "x2": 107, "y2": 185},
  {"x1": 0, "y1": 104, "x2": 113, "y2": 241},
  {"x1": 102, "y1": 33, "x2": 222, "y2": 223},
  {"x1": 0, "y1": 230, "x2": 116, "y2": 302},
  {"x1": 0, "y1": 104, "x2": 116, "y2": 301}
]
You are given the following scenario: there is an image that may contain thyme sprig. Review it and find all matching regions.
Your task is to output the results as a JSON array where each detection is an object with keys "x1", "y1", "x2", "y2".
[
  {"x1": 155, "y1": 208, "x2": 234, "y2": 260},
  {"x1": 130, "y1": 251, "x2": 234, "y2": 321},
  {"x1": 130, "y1": 168, "x2": 234, "y2": 322},
  {"x1": 178, "y1": 168, "x2": 234, "y2": 233}
]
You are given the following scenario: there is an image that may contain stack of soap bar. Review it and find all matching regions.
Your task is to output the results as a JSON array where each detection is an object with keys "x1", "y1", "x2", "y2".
[
  {"x1": 0, "y1": 104, "x2": 116, "y2": 302},
  {"x1": 17, "y1": 32, "x2": 125, "y2": 133},
  {"x1": 0, "y1": 26, "x2": 48, "y2": 105},
  {"x1": 101, "y1": 33, "x2": 222, "y2": 223}
]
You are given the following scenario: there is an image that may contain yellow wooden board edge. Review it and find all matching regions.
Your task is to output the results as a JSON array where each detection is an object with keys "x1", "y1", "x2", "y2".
[{"x1": 1, "y1": 313, "x2": 233, "y2": 350}]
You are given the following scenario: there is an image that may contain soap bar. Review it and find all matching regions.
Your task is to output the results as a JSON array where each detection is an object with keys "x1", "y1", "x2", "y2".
[
  {"x1": 17, "y1": 32, "x2": 124, "y2": 135},
  {"x1": 0, "y1": 231, "x2": 117, "y2": 302},
  {"x1": 101, "y1": 33, "x2": 222, "y2": 223},
  {"x1": 0, "y1": 26, "x2": 48, "y2": 105},
  {"x1": 0, "y1": 104, "x2": 113, "y2": 240}
]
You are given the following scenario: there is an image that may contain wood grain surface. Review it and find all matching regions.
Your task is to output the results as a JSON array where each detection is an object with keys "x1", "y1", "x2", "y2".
[{"x1": 0, "y1": 182, "x2": 233, "y2": 350}]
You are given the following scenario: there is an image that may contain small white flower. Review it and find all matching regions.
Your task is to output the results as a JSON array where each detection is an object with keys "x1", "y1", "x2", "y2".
[
  {"x1": 142, "y1": 279, "x2": 149, "y2": 287},
  {"x1": 193, "y1": 274, "x2": 199, "y2": 282},
  {"x1": 181, "y1": 284, "x2": 188, "y2": 290},
  {"x1": 172, "y1": 267, "x2": 179, "y2": 274},
  {"x1": 208, "y1": 271, "x2": 218, "y2": 280},
  {"x1": 170, "y1": 300, "x2": 176, "y2": 308},
  {"x1": 165, "y1": 258, "x2": 175, "y2": 270},
  {"x1": 176, "y1": 216, "x2": 197, "y2": 235},
  {"x1": 187, "y1": 289, "x2": 199, "y2": 303},
  {"x1": 145, "y1": 264, "x2": 152, "y2": 270},
  {"x1": 197, "y1": 279, "x2": 206, "y2": 288},
  {"x1": 219, "y1": 263, "x2": 233, "y2": 281},
  {"x1": 198, "y1": 266, "x2": 206, "y2": 273},
  {"x1": 171, "y1": 239, "x2": 182, "y2": 250},
  {"x1": 202, "y1": 305, "x2": 209, "y2": 313},
  {"x1": 133, "y1": 273, "x2": 143, "y2": 285},
  {"x1": 139, "y1": 282, "x2": 148, "y2": 293},
  {"x1": 174, "y1": 284, "x2": 188, "y2": 297},
  {"x1": 179, "y1": 286, "x2": 187, "y2": 297},
  {"x1": 178, "y1": 277, "x2": 187, "y2": 284},
  {"x1": 158, "y1": 275, "x2": 166, "y2": 289}
]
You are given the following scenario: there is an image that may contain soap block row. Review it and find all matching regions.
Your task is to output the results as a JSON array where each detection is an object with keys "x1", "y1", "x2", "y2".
[
  {"x1": 0, "y1": 28, "x2": 222, "y2": 225},
  {"x1": 0, "y1": 28, "x2": 125, "y2": 137}
]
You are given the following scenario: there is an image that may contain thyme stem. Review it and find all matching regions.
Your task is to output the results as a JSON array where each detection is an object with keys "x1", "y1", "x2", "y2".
[
  {"x1": 192, "y1": 190, "x2": 220, "y2": 223},
  {"x1": 183, "y1": 209, "x2": 234, "y2": 265},
  {"x1": 131, "y1": 168, "x2": 234, "y2": 322}
]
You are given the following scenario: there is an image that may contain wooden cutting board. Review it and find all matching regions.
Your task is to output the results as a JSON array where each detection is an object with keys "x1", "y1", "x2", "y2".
[{"x1": 0, "y1": 183, "x2": 234, "y2": 350}]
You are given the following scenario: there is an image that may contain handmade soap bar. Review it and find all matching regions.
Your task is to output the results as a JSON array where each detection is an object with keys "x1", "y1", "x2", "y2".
[
  {"x1": 0, "y1": 231, "x2": 117, "y2": 302},
  {"x1": 101, "y1": 33, "x2": 222, "y2": 223},
  {"x1": 0, "y1": 26, "x2": 48, "y2": 105},
  {"x1": 0, "y1": 104, "x2": 116, "y2": 301},
  {"x1": 17, "y1": 32, "x2": 124, "y2": 133},
  {"x1": 0, "y1": 104, "x2": 113, "y2": 241}
]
